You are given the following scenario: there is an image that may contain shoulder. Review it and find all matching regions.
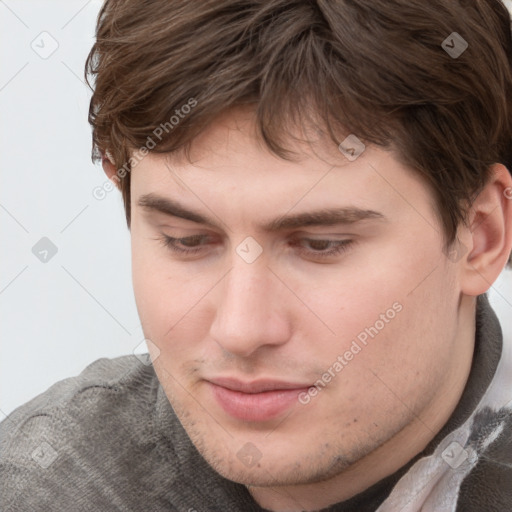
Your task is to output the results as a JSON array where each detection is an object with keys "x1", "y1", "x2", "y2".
[
  {"x1": 0, "y1": 355, "x2": 163, "y2": 511},
  {"x1": 1, "y1": 354, "x2": 157, "y2": 438}
]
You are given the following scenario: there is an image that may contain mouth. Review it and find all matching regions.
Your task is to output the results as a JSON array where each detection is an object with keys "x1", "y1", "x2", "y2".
[{"x1": 206, "y1": 377, "x2": 311, "y2": 422}]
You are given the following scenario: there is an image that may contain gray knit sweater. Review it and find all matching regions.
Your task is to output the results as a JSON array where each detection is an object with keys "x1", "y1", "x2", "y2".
[{"x1": 1, "y1": 294, "x2": 511, "y2": 511}]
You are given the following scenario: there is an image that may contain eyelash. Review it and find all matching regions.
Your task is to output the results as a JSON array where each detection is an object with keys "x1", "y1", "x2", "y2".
[{"x1": 156, "y1": 234, "x2": 355, "y2": 260}]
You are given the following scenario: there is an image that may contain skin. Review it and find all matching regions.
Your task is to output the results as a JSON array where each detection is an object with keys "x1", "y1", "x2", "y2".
[{"x1": 104, "y1": 107, "x2": 512, "y2": 512}]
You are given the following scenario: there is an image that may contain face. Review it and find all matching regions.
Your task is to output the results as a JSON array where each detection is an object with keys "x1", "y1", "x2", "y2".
[{"x1": 129, "y1": 108, "x2": 467, "y2": 490}]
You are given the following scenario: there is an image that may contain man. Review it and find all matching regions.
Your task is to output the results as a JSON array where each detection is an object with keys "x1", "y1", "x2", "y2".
[{"x1": 2, "y1": 0, "x2": 512, "y2": 510}]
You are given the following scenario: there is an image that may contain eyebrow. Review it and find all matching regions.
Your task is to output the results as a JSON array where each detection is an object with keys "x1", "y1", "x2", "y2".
[{"x1": 137, "y1": 193, "x2": 386, "y2": 231}]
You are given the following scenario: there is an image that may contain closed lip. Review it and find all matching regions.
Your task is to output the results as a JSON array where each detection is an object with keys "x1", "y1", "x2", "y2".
[{"x1": 206, "y1": 377, "x2": 311, "y2": 394}]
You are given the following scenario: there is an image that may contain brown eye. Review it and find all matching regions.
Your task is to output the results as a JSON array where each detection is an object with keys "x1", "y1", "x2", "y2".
[
  {"x1": 180, "y1": 235, "x2": 206, "y2": 247},
  {"x1": 307, "y1": 239, "x2": 332, "y2": 251},
  {"x1": 157, "y1": 234, "x2": 212, "y2": 255},
  {"x1": 290, "y1": 238, "x2": 355, "y2": 260}
]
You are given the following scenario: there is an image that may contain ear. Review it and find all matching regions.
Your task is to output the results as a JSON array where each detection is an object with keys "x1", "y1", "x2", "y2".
[
  {"x1": 459, "y1": 163, "x2": 512, "y2": 296},
  {"x1": 101, "y1": 150, "x2": 122, "y2": 191}
]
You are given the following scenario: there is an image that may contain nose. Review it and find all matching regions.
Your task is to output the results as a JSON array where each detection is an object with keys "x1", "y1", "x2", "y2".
[{"x1": 209, "y1": 259, "x2": 291, "y2": 358}]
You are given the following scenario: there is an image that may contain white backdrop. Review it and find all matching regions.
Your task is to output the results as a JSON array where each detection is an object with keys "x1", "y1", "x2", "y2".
[{"x1": 1, "y1": 0, "x2": 512, "y2": 418}]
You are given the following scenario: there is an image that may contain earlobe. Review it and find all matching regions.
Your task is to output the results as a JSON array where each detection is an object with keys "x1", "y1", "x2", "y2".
[
  {"x1": 101, "y1": 150, "x2": 121, "y2": 191},
  {"x1": 459, "y1": 164, "x2": 512, "y2": 296}
]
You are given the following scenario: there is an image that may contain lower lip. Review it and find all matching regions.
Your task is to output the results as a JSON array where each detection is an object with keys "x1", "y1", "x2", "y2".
[{"x1": 208, "y1": 382, "x2": 308, "y2": 422}]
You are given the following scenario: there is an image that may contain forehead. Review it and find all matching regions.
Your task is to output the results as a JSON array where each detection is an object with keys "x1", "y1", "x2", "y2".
[{"x1": 130, "y1": 109, "x2": 437, "y2": 230}]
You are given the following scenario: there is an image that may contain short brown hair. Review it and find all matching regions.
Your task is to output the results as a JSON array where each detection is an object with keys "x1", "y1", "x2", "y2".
[{"x1": 85, "y1": 0, "x2": 512, "y2": 262}]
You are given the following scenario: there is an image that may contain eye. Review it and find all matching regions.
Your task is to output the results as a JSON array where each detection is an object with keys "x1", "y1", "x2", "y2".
[
  {"x1": 289, "y1": 238, "x2": 355, "y2": 259},
  {"x1": 156, "y1": 234, "x2": 212, "y2": 255},
  {"x1": 155, "y1": 234, "x2": 355, "y2": 261}
]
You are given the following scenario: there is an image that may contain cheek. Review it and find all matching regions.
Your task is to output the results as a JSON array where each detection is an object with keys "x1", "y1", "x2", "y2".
[
  {"x1": 131, "y1": 238, "x2": 180, "y2": 339},
  {"x1": 301, "y1": 246, "x2": 457, "y2": 390},
  {"x1": 131, "y1": 240, "x2": 214, "y2": 360},
  {"x1": 339, "y1": 276, "x2": 458, "y2": 405}
]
